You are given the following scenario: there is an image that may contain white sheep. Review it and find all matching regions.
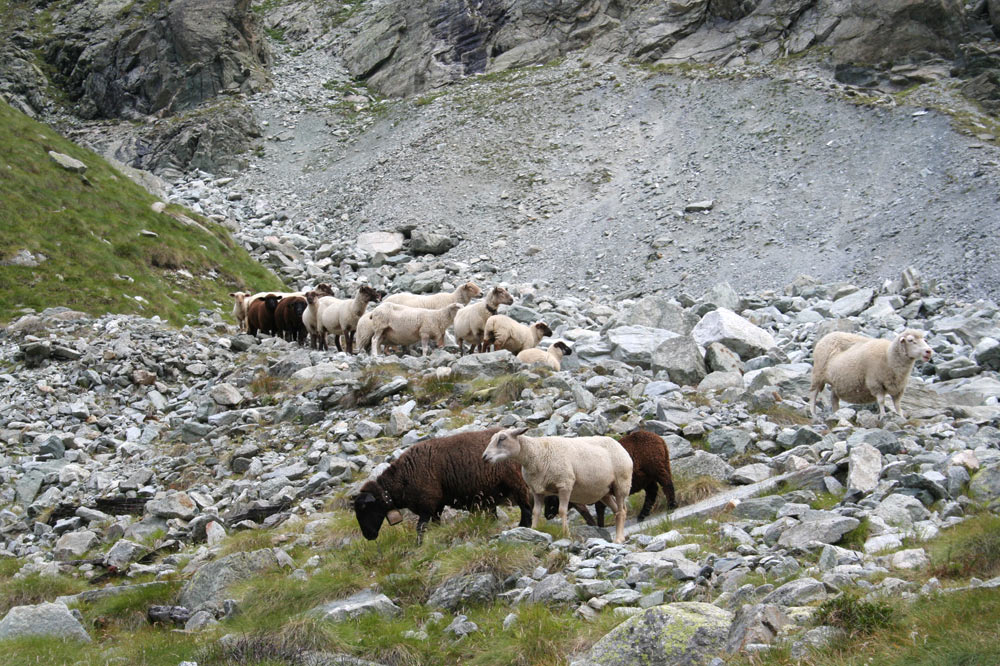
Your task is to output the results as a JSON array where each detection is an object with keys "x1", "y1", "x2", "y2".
[
  {"x1": 454, "y1": 286, "x2": 515, "y2": 355},
  {"x1": 809, "y1": 328, "x2": 933, "y2": 419},
  {"x1": 318, "y1": 285, "x2": 383, "y2": 354},
  {"x1": 369, "y1": 302, "x2": 463, "y2": 357},
  {"x1": 482, "y1": 427, "x2": 633, "y2": 543},
  {"x1": 229, "y1": 291, "x2": 252, "y2": 331},
  {"x1": 384, "y1": 281, "x2": 482, "y2": 309},
  {"x1": 301, "y1": 284, "x2": 337, "y2": 350},
  {"x1": 516, "y1": 341, "x2": 573, "y2": 371},
  {"x1": 482, "y1": 315, "x2": 552, "y2": 354}
]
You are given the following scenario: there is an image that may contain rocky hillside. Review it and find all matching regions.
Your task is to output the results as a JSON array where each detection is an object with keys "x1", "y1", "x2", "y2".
[
  {"x1": 1, "y1": 1, "x2": 1000, "y2": 665},
  {"x1": 1, "y1": 262, "x2": 999, "y2": 665}
]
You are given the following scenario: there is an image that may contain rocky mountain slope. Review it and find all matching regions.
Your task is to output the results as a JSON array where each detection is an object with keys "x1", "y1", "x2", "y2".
[{"x1": 2, "y1": 1, "x2": 1000, "y2": 665}]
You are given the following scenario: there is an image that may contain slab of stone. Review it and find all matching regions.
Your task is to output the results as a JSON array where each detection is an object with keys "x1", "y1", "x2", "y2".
[
  {"x1": 357, "y1": 231, "x2": 404, "y2": 255},
  {"x1": 179, "y1": 548, "x2": 279, "y2": 610},
  {"x1": 309, "y1": 589, "x2": 402, "y2": 622},
  {"x1": 777, "y1": 516, "x2": 860, "y2": 549},
  {"x1": 0, "y1": 602, "x2": 90, "y2": 641},
  {"x1": 691, "y1": 308, "x2": 776, "y2": 360},
  {"x1": 48, "y1": 150, "x2": 87, "y2": 173},
  {"x1": 847, "y1": 443, "x2": 883, "y2": 493}
]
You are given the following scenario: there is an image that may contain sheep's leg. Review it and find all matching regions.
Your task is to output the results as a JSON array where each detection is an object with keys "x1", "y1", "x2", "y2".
[
  {"x1": 830, "y1": 392, "x2": 840, "y2": 413},
  {"x1": 421, "y1": 335, "x2": 430, "y2": 357},
  {"x1": 890, "y1": 393, "x2": 906, "y2": 419},
  {"x1": 638, "y1": 484, "x2": 657, "y2": 522},
  {"x1": 874, "y1": 392, "x2": 888, "y2": 419},
  {"x1": 531, "y1": 492, "x2": 546, "y2": 529},
  {"x1": 601, "y1": 491, "x2": 626, "y2": 544},
  {"x1": 346, "y1": 331, "x2": 354, "y2": 355},
  {"x1": 371, "y1": 331, "x2": 382, "y2": 357},
  {"x1": 808, "y1": 383, "x2": 822, "y2": 417},
  {"x1": 595, "y1": 502, "x2": 606, "y2": 528},
  {"x1": 558, "y1": 489, "x2": 572, "y2": 538}
]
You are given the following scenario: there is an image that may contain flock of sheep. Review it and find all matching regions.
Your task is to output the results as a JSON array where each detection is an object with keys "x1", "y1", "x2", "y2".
[
  {"x1": 230, "y1": 282, "x2": 571, "y2": 369},
  {"x1": 229, "y1": 282, "x2": 934, "y2": 541}
]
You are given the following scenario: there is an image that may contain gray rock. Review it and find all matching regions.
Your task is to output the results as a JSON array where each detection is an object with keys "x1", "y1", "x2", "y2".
[
  {"x1": 704, "y1": 342, "x2": 744, "y2": 374},
  {"x1": 608, "y1": 325, "x2": 681, "y2": 369},
  {"x1": 409, "y1": 229, "x2": 456, "y2": 255},
  {"x1": 829, "y1": 288, "x2": 874, "y2": 317},
  {"x1": 0, "y1": 602, "x2": 91, "y2": 642},
  {"x1": 619, "y1": 295, "x2": 697, "y2": 334},
  {"x1": 889, "y1": 548, "x2": 929, "y2": 570},
  {"x1": 572, "y1": 602, "x2": 733, "y2": 666},
  {"x1": 651, "y1": 336, "x2": 708, "y2": 386},
  {"x1": 453, "y1": 350, "x2": 517, "y2": 377},
  {"x1": 54, "y1": 530, "x2": 99, "y2": 561},
  {"x1": 671, "y1": 451, "x2": 734, "y2": 482},
  {"x1": 357, "y1": 231, "x2": 404, "y2": 256},
  {"x1": 973, "y1": 337, "x2": 1000, "y2": 371},
  {"x1": 970, "y1": 465, "x2": 1000, "y2": 501},
  {"x1": 146, "y1": 491, "x2": 197, "y2": 520},
  {"x1": 427, "y1": 573, "x2": 499, "y2": 610},
  {"x1": 732, "y1": 463, "x2": 772, "y2": 485},
  {"x1": 530, "y1": 573, "x2": 577, "y2": 604},
  {"x1": 48, "y1": 150, "x2": 86, "y2": 173},
  {"x1": 732, "y1": 496, "x2": 786, "y2": 520},
  {"x1": 873, "y1": 493, "x2": 930, "y2": 530},
  {"x1": 103, "y1": 539, "x2": 146, "y2": 570},
  {"x1": 707, "y1": 428, "x2": 752, "y2": 457},
  {"x1": 210, "y1": 382, "x2": 243, "y2": 407},
  {"x1": 847, "y1": 443, "x2": 883, "y2": 494},
  {"x1": 495, "y1": 527, "x2": 552, "y2": 544},
  {"x1": 790, "y1": 626, "x2": 847, "y2": 660},
  {"x1": 445, "y1": 614, "x2": 478, "y2": 637},
  {"x1": 179, "y1": 548, "x2": 279, "y2": 609},
  {"x1": 309, "y1": 589, "x2": 402, "y2": 623},
  {"x1": 184, "y1": 609, "x2": 219, "y2": 631},
  {"x1": 761, "y1": 577, "x2": 827, "y2": 607},
  {"x1": 697, "y1": 371, "x2": 744, "y2": 392},
  {"x1": 702, "y1": 282, "x2": 741, "y2": 311},
  {"x1": 725, "y1": 603, "x2": 789, "y2": 654},
  {"x1": 691, "y1": 309, "x2": 776, "y2": 361},
  {"x1": 777, "y1": 516, "x2": 860, "y2": 549}
]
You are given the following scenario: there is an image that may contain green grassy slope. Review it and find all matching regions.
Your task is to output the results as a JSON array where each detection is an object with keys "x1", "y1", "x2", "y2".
[{"x1": 0, "y1": 100, "x2": 284, "y2": 325}]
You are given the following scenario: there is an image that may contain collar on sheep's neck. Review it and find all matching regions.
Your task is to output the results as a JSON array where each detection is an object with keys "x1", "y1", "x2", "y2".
[{"x1": 486, "y1": 304, "x2": 498, "y2": 315}]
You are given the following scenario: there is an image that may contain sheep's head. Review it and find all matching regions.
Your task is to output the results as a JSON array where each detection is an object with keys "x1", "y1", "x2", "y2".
[
  {"x1": 229, "y1": 292, "x2": 248, "y2": 305},
  {"x1": 358, "y1": 285, "x2": 382, "y2": 303},
  {"x1": 490, "y1": 286, "x2": 514, "y2": 306},
  {"x1": 897, "y1": 329, "x2": 932, "y2": 362},
  {"x1": 458, "y1": 282, "x2": 483, "y2": 303},
  {"x1": 314, "y1": 283, "x2": 335, "y2": 297},
  {"x1": 353, "y1": 480, "x2": 403, "y2": 540},
  {"x1": 552, "y1": 341, "x2": 573, "y2": 356},
  {"x1": 305, "y1": 291, "x2": 319, "y2": 306},
  {"x1": 533, "y1": 322, "x2": 554, "y2": 338},
  {"x1": 263, "y1": 294, "x2": 281, "y2": 312},
  {"x1": 483, "y1": 427, "x2": 529, "y2": 464}
]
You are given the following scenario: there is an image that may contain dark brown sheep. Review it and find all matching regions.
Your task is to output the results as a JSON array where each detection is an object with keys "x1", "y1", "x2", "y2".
[
  {"x1": 545, "y1": 429, "x2": 676, "y2": 527},
  {"x1": 353, "y1": 428, "x2": 532, "y2": 540},
  {"x1": 274, "y1": 295, "x2": 308, "y2": 344},
  {"x1": 246, "y1": 294, "x2": 281, "y2": 337}
]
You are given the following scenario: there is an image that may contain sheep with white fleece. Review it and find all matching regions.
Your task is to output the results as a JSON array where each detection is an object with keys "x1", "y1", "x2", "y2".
[
  {"x1": 482, "y1": 427, "x2": 633, "y2": 544},
  {"x1": 454, "y1": 286, "x2": 515, "y2": 355},
  {"x1": 809, "y1": 328, "x2": 932, "y2": 419},
  {"x1": 384, "y1": 281, "x2": 482, "y2": 309},
  {"x1": 368, "y1": 302, "x2": 463, "y2": 357},
  {"x1": 482, "y1": 316, "x2": 552, "y2": 354},
  {"x1": 517, "y1": 341, "x2": 572, "y2": 371}
]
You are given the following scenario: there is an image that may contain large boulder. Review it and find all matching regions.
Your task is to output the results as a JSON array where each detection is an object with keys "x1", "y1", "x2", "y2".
[
  {"x1": 427, "y1": 573, "x2": 500, "y2": 610},
  {"x1": 691, "y1": 309, "x2": 776, "y2": 361},
  {"x1": 969, "y1": 465, "x2": 1000, "y2": 501},
  {"x1": 0, "y1": 602, "x2": 91, "y2": 642},
  {"x1": 847, "y1": 443, "x2": 883, "y2": 494},
  {"x1": 179, "y1": 548, "x2": 279, "y2": 610},
  {"x1": 777, "y1": 516, "x2": 860, "y2": 549},
  {"x1": 618, "y1": 295, "x2": 698, "y2": 334},
  {"x1": 671, "y1": 451, "x2": 734, "y2": 483},
  {"x1": 572, "y1": 602, "x2": 733, "y2": 666},
  {"x1": 608, "y1": 326, "x2": 681, "y2": 369},
  {"x1": 308, "y1": 589, "x2": 401, "y2": 623},
  {"x1": 651, "y1": 336, "x2": 708, "y2": 386}
]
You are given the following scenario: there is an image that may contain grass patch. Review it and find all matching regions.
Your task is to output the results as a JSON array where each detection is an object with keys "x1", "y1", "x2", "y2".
[
  {"x1": 815, "y1": 592, "x2": 898, "y2": 637},
  {"x1": 736, "y1": 587, "x2": 1000, "y2": 666},
  {"x1": 751, "y1": 404, "x2": 813, "y2": 425},
  {"x1": 810, "y1": 491, "x2": 844, "y2": 511},
  {"x1": 0, "y1": 100, "x2": 284, "y2": 326},
  {"x1": 837, "y1": 517, "x2": 870, "y2": 551},
  {"x1": 79, "y1": 582, "x2": 181, "y2": 636},
  {"x1": 674, "y1": 475, "x2": 726, "y2": 507},
  {"x1": 0, "y1": 571, "x2": 88, "y2": 616},
  {"x1": 929, "y1": 513, "x2": 1000, "y2": 580},
  {"x1": 463, "y1": 374, "x2": 533, "y2": 406}
]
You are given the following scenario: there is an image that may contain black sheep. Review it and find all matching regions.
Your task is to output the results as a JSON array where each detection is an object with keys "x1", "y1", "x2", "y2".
[
  {"x1": 545, "y1": 429, "x2": 677, "y2": 527},
  {"x1": 354, "y1": 428, "x2": 533, "y2": 540}
]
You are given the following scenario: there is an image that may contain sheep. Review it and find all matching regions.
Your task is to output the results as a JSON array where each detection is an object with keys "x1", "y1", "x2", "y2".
[
  {"x1": 384, "y1": 281, "x2": 482, "y2": 310},
  {"x1": 517, "y1": 341, "x2": 573, "y2": 371},
  {"x1": 454, "y1": 286, "x2": 515, "y2": 355},
  {"x1": 246, "y1": 294, "x2": 281, "y2": 337},
  {"x1": 368, "y1": 302, "x2": 463, "y2": 357},
  {"x1": 482, "y1": 427, "x2": 633, "y2": 544},
  {"x1": 482, "y1": 316, "x2": 552, "y2": 355},
  {"x1": 273, "y1": 295, "x2": 309, "y2": 344},
  {"x1": 353, "y1": 428, "x2": 533, "y2": 541},
  {"x1": 544, "y1": 430, "x2": 677, "y2": 527},
  {"x1": 229, "y1": 291, "x2": 252, "y2": 331},
  {"x1": 809, "y1": 328, "x2": 933, "y2": 419},
  {"x1": 300, "y1": 283, "x2": 337, "y2": 350},
  {"x1": 318, "y1": 285, "x2": 383, "y2": 354}
]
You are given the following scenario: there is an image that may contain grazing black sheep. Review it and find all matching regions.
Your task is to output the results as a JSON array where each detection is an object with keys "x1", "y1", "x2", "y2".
[
  {"x1": 545, "y1": 429, "x2": 677, "y2": 527},
  {"x1": 353, "y1": 428, "x2": 533, "y2": 540}
]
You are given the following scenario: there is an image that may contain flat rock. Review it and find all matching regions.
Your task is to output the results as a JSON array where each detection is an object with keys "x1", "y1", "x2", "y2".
[
  {"x1": 847, "y1": 443, "x2": 883, "y2": 493},
  {"x1": 309, "y1": 589, "x2": 401, "y2": 622},
  {"x1": 0, "y1": 602, "x2": 91, "y2": 641},
  {"x1": 48, "y1": 150, "x2": 87, "y2": 173},
  {"x1": 691, "y1": 308, "x2": 776, "y2": 360},
  {"x1": 777, "y1": 516, "x2": 860, "y2": 549},
  {"x1": 357, "y1": 231, "x2": 404, "y2": 255},
  {"x1": 179, "y1": 548, "x2": 279, "y2": 610}
]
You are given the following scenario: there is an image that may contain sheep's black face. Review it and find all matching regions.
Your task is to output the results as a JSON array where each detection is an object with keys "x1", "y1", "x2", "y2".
[
  {"x1": 264, "y1": 295, "x2": 281, "y2": 312},
  {"x1": 353, "y1": 492, "x2": 386, "y2": 540}
]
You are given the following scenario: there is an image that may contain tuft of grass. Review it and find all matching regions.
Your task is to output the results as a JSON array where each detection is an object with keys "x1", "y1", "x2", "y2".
[
  {"x1": 837, "y1": 517, "x2": 870, "y2": 551},
  {"x1": 815, "y1": 592, "x2": 898, "y2": 638},
  {"x1": 929, "y1": 513, "x2": 1000, "y2": 580},
  {"x1": 80, "y1": 581, "x2": 181, "y2": 636},
  {"x1": 0, "y1": 101, "x2": 285, "y2": 326},
  {"x1": 674, "y1": 475, "x2": 726, "y2": 506},
  {"x1": 0, "y1": 571, "x2": 88, "y2": 616},
  {"x1": 462, "y1": 374, "x2": 532, "y2": 406},
  {"x1": 809, "y1": 491, "x2": 844, "y2": 511}
]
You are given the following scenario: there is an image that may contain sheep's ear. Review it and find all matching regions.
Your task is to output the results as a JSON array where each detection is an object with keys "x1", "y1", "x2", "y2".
[
  {"x1": 386, "y1": 509, "x2": 404, "y2": 525},
  {"x1": 509, "y1": 426, "x2": 529, "y2": 438}
]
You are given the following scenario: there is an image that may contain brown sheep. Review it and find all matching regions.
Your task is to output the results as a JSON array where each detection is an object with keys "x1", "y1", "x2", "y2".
[
  {"x1": 246, "y1": 294, "x2": 281, "y2": 337},
  {"x1": 273, "y1": 295, "x2": 308, "y2": 344}
]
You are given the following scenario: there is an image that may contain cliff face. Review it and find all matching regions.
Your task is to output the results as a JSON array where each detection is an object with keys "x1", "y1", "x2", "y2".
[{"x1": 339, "y1": 0, "x2": 977, "y2": 98}]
